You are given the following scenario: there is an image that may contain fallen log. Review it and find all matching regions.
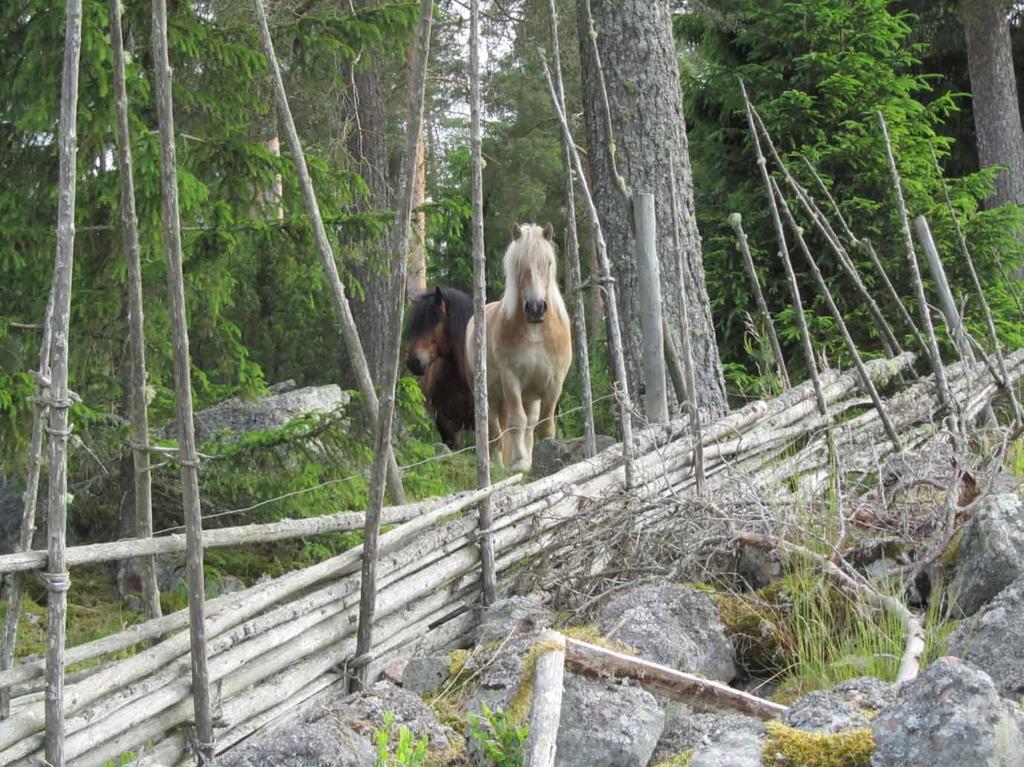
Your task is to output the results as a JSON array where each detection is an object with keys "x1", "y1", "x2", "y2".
[{"x1": 563, "y1": 636, "x2": 787, "y2": 720}]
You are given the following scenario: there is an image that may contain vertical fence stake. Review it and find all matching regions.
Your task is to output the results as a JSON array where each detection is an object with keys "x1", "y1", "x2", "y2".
[
  {"x1": 151, "y1": 0, "x2": 215, "y2": 759},
  {"x1": 546, "y1": 0, "x2": 596, "y2": 458},
  {"x1": 252, "y1": 0, "x2": 405, "y2": 505},
  {"x1": 109, "y1": 0, "x2": 160, "y2": 621},
  {"x1": 728, "y1": 213, "x2": 790, "y2": 389},
  {"x1": 633, "y1": 193, "x2": 669, "y2": 424},
  {"x1": 353, "y1": 0, "x2": 434, "y2": 690},
  {"x1": 469, "y1": 0, "x2": 497, "y2": 605},
  {"x1": 42, "y1": 0, "x2": 83, "y2": 761}
]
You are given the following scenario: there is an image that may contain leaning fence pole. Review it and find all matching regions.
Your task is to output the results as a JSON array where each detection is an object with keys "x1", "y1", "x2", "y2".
[
  {"x1": 668, "y1": 159, "x2": 705, "y2": 492},
  {"x1": 877, "y1": 112, "x2": 959, "y2": 438},
  {"x1": 468, "y1": 0, "x2": 497, "y2": 605},
  {"x1": 633, "y1": 193, "x2": 669, "y2": 424},
  {"x1": 539, "y1": 54, "x2": 636, "y2": 486},
  {"x1": 0, "y1": 291, "x2": 54, "y2": 720},
  {"x1": 353, "y1": 0, "x2": 434, "y2": 691},
  {"x1": 740, "y1": 80, "x2": 828, "y2": 417},
  {"x1": 546, "y1": 0, "x2": 596, "y2": 457},
  {"x1": 151, "y1": 0, "x2": 215, "y2": 759},
  {"x1": 109, "y1": 0, "x2": 160, "y2": 621},
  {"x1": 728, "y1": 213, "x2": 790, "y2": 389},
  {"x1": 252, "y1": 0, "x2": 405, "y2": 505},
  {"x1": 774, "y1": 178, "x2": 901, "y2": 450},
  {"x1": 41, "y1": 0, "x2": 83, "y2": 760}
]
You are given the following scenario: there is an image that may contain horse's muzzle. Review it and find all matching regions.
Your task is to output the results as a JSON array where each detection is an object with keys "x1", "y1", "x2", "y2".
[
  {"x1": 524, "y1": 299, "x2": 548, "y2": 323},
  {"x1": 407, "y1": 356, "x2": 425, "y2": 376}
]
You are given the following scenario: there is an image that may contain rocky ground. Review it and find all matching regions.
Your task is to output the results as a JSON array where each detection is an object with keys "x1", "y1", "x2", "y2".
[{"x1": 219, "y1": 492, "x2": 1024, "y2": 767}]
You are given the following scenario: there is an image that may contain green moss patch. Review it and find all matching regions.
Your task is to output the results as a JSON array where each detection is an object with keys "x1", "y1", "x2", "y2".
[{"x1": 763, "y1": 722, "x2": 874, "y2": 767}]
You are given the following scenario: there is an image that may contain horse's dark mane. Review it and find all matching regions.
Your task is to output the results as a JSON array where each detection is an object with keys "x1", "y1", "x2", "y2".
[{"x1": 408, "y1": 286, "x2": 474, "y2": 359}]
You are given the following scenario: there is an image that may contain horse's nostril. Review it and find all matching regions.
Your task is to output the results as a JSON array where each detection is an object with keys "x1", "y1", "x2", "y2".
[{"x1": 540, "y1": 300, "x2": 547, "y2": 315}]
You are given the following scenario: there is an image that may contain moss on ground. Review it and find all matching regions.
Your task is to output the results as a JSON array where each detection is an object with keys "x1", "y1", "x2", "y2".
[
  {"x1": 652, "y1": 751, "x2": 693, "y2": 767},
  {"x1": 762, "y1": 722, "x2": 874, "y2": 766}
]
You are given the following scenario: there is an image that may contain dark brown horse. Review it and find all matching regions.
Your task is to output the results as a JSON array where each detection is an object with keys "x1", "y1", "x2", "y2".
[{"x1": 406, "y1": 286, "x2": 475, "y2": 449}]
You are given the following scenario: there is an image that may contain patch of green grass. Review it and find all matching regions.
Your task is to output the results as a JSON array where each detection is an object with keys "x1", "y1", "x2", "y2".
[{"x1": 1006, "y1": 438, "x2": 1024, "y2": 479}]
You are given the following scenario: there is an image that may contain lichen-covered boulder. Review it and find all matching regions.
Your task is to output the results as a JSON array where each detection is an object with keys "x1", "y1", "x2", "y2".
[
  {"x1": 652, "y1": 704, "x2": 764, "y2": 766},
  {"x1": 782, "y1": 690, "x2": 871, "y2": 734},
  {"x1": 871, "y1": 657, "x2": 1024, "y2": 766},
  {"x1": 597, "y1": 583, "x2": 737, "y2": 682},
  {"x1": 531, "y1": 435, "x2": 617, "y2": 478},
  {"x1": 828, "y1": 676, "x2": 896, "y2": 715},
  {"x1": 402, "y1": 654, "x2": 453, "y2": 695},
  {"x1": 219, "y1": 716, "x2": 375, "y2": 767},
  {"x1": 949, "y1": 576, "x2": 1024, "y2": 701},
  {"x1": 476, "y1": 594, "x2": 554, "y2": 646},
  {"x1": 950, "y1": 494, "x2": 1024, "y2": 616},
  {"x1": 554, "y1": 672, "x2": 664, "y2": 767},
  {"x1": 328, "y1": 681, "x2": 451, "y2": 751}
]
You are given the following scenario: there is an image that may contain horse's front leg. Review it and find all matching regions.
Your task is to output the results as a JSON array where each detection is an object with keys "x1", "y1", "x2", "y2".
[
  {"x1": 525, "y1": 398, "x2": 541, "y2": 463},
  {"x1": 500, "y1": 376, "x2": 530, "y2": 473},
  {"x1": 536, "y1": 383, "x2": 562, "y2": 443}
]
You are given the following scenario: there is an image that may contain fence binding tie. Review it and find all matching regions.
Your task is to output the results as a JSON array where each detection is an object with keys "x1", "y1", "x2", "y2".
[{"x1": 38, "y1": 570, "x2": 70, "y2": 593}]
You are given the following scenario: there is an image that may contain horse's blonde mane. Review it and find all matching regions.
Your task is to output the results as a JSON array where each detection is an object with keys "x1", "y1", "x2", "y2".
[{"x1": 500, "y1": 224, "x2": 566, "y2": 318}]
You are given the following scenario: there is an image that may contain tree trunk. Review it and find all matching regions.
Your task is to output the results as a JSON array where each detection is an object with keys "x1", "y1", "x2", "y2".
[
  {"x1": 407, "y1": 122, "x2": 428, "y2": 300},
  {"x1": 576, "y1": 0, "x2": 726, "y2": 417},
  {"x1": 961, "y1": 0, "x2": 1024, "y2": 211}
]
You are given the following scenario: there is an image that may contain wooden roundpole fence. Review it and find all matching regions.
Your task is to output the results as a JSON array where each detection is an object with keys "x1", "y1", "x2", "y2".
[{"x1": 151, "y1": 0, "x2": 215, "y2": 757}]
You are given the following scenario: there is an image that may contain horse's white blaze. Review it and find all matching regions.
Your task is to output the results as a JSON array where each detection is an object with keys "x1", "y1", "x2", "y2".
[{"x1": 469, "y1": 223, "x2": 572, "y2": 473}]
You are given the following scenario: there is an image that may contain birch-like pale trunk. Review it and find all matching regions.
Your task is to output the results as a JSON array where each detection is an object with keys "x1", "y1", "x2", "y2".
[
  {"x1": 468, "y1": 0, "x2": 497, "y2": 605},
  {"x1": 354, "y1": 0, "x2": 434, "y2": 689},
  {"x1": 42, "y1": 0, "x2": 83, "y2": 760},
  {"x1": 150, "y1": 0, "x2": 214, "y2": 759},
  {"x1": 252, "y1": 0, "x2": 405, "y2": 504},
  {"x1": 109, "y1": 0, "x2": 160, "y2": 621}
]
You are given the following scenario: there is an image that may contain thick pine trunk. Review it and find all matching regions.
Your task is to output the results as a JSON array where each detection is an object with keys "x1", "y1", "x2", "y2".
[
  {"x1": 961, "y1": 0, "x2": 1024, "y2": 211},
  {"x1": 577, "y1": 0, "x2": 726, "y2": 418}
]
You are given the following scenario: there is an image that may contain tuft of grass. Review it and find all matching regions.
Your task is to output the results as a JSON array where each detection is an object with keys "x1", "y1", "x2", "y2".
[
  {"x1": 762, "y1": 721, "x2": 874, "y2": 766},
  {"x1": 653, "y1": 751, "x2": 693, "y2": 767},
  {"x1": 1005, "y1": 438, "x2": 1024, "y2": 479}
]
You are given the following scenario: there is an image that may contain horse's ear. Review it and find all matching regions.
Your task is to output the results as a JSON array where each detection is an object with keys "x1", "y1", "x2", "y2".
[
  {"x1": 512, "y1": 223, "x2": 522, "y2": 241},
  {"x1": 543, "y1": 222, "x2": 554, "y2": 241},
  {"x1": 433, "y1": 286, "x2": 444, "y2": 303}
]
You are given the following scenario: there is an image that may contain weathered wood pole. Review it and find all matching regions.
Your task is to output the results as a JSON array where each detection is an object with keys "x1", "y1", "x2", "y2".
[
  {"x1": 109, "y1": 0, "x2": 160, "y2": 621},
  {"x1": 468, "y1": 0, "x2": 497, "y2": 605},
  {"x1": 877, "y1": 112, "x2": 959, "y2": 436},
  {"x1": 251, "y1": 0, "x2": 405, "y2": 504},
  {"x1": 740, "y1": 80, "x2": 828, "y2": 417},
  {"x1": 150, "y1": 0, "x2": 215, "y2": 759},
  {"x1": 0, "y1": 291, "x2": 54, "y2": 719},
  {"x1": 913, "y1": 217, "x2": 973, "y2": 363},
  {"x1": 42, "y1": 0, "x2": 83, "y2": 760},
  {"x1": 728, "y1": 212, "x2": 790, "y2": 389},
  {"x1": 540, "y1": 55, "x2": 636, "y2": 486},
  {"x1": 354, "y1": 0, "x2": 434, "y2": 690},
  {"x1": 668, "y1": 161, "x2": 705, "y2": 492},
  {"x1": 547, "y1": 0, "x2": 596, "y2": 457},
  {"x1": 524, "y1": 631, "x2": 566, "y2": 767},
  {"x1": 633, "y1": 194, "x2": 669, "y2": 424}
]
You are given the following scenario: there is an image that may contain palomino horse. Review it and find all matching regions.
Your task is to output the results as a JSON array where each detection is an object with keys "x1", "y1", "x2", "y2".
[
  {"x1": 466, "y1": 223, "x2": 572, "y2": 472},
  {"x1": 406, "y1": 286, "x2": 475, "y2": 449}
]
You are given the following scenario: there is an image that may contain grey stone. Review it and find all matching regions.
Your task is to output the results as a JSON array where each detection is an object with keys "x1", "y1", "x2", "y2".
[
  {"x1": 328, "y1": 681, "x2": 451, "y2": 751},
  {"x1": 464, "y1": 631, "x2": 539, "y2": 717},
  {"x1": 476, "y1": 594, "x2": 554, "y2": 646},
  {"x1": 159, "y1": 383, "x2": 349, "y2": 444},
  {"x1": 597, "y1": 583, "x2": 737, "y2": 682},
  {"x1": 554, "y1": 672, "x2": 664, "y2": 767},
  {"x1": 782, "y1": 690, "x2": 870, "y2": 734},
  {"x1": 689, "y1": 730, "x2": 764, "y2": 767},
  {"x1": 951, "y1": 494, "x2": 1024, "y2": 616},
  {"x1": 871, "y1": 656, "x2": 1024, "y2": 766},
  {"x1": 219, "y1": 716, "x2": 375, "y2": 767},
  {"x1": 950, "y1": 576, "x2": 1024, "y2": 700},
  {"x1": 735, "y1": 543, "x2": 783, "y2": 590},
  {"x1": 828, "y1": 676, "x2": 896, "y2": 714},
  {"x1": 403, "y1": 655, "x2": 451, "y2": 695},
  {"x1": 531, "y1": 435, "x2": 617, "y2": 478},
  {"x1": 652, "y1": 704, "x2": 763, "y2": 765}
]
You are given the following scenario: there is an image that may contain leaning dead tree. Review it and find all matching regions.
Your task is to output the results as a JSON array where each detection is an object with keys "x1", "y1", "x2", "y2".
[
  {"x1": 469, "y1": 0, "x2": 497, "y2": 605},
  {"x1": 41, "y1": 0, "x2": 82, "y2": 760},
  {"x1": 152, "y1": 0, "x2": 215, "y2": 757},
  {"x1": 108, "y1": 0, "x2": 160, "y2": 622},
  {"x1": 354, "y1": 0, "x2": 434, "y2": 690},
  {"x1": 252, "y1": 0, "x2": 405, "y2": 505}
]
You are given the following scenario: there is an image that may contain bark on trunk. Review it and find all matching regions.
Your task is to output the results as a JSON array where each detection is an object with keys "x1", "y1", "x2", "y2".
[
  {"x1": 577, "y1": 0, "x2": 726, "y2": 417},
  {"x1": 961, "y1": 0, "x2": 1024, "y2": 212}
]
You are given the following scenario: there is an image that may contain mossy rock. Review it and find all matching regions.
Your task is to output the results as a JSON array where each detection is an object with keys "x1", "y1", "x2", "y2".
[
  {"x1": 714, "y1": 585, "x2": 788, "y2": 675},
  {"x1": 653, "y1": 751, "x2": 693, "y2": 767},
  {"x1": 762, "y1": 721, "x2": 873, "y2": 766}
]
